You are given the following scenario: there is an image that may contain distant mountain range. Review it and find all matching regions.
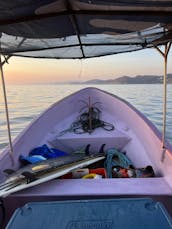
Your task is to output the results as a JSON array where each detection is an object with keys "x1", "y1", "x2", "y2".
[{"x1": 70, "y1": 74, "x2": 172, "y2": 84}]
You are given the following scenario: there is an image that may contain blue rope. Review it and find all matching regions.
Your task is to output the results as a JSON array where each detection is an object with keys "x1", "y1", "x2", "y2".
[{"x1": 104, "y1": 148, "x2": 133, "y2": 178}]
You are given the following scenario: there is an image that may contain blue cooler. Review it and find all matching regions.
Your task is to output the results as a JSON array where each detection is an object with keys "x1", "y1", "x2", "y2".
[{"x1": 6, "y1": 198, "x2": 172, "y2": 229}]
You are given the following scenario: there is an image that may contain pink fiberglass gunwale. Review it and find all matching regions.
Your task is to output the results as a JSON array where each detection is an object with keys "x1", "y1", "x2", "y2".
[{"x1": 1, "y1": 87, "x2": 172, "y2": 218}]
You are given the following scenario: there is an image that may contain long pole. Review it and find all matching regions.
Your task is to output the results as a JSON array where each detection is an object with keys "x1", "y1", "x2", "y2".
[
  {"x1": 162, "y1": 48, "x2": 168, "y2": 161},
  {"x1": 0, "y1": 55, "x2": 14, "y2": 165},
  {"x1": 0, "y1": 38, "x2": 26, "y2": 165},
  {"x1": 155, "y1": 42, "x2": 171, "y2": 161}
]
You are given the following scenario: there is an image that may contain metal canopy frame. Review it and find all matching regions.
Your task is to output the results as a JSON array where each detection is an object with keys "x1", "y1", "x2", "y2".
[
  {"x1": 0, "y1": 1, "x2": 172, "y2": 59},
  {"x1": 66, "y1": 0, "x2": 85, "y2": 58}
]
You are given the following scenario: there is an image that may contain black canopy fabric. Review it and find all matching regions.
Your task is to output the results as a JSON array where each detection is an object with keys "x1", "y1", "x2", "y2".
[{"x1": 0, "y1": 0, "x2": 172, "y2": 59}]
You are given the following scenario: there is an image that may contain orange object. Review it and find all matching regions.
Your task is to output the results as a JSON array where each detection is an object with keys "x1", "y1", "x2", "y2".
[
  {"x1": 89, "y1": 168, "x2": 107, "y2": 178},
  {"x1": 61, "y1": 168, "x2": 107, "y2": 179}
]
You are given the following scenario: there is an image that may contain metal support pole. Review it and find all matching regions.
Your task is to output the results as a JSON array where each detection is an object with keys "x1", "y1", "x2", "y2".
[
  {"x1": 162, "y1": 48, "x2": 168, "y2": 161},
  {"x1": 155, "y1": 42, "x2": 171, "y2": 161},
  {"x1": 0, "y1": 55, "x2": 14, "y2": 165},
  {"x1": 0, "y1": 38, "x2": 26, "y2": 165}
]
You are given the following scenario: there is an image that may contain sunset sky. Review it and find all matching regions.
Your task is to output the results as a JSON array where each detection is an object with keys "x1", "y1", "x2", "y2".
[{"x1": 3, "y1": 48, "x2": 172, "y2": 84}]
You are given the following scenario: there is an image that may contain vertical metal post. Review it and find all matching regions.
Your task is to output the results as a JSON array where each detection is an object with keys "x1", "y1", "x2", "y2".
[
  {"x1": 0, "y1": 38, "x2": 25, "y2": 165},
  {"x1": 0, "y1": 55, "x2": 14, "y2": 165},
  {"x1": 162, "y1": 46, "x2": 168, "y2": 157},
  {"x1": 155, "y1": 42, "x2": 171, "y2": 161}
]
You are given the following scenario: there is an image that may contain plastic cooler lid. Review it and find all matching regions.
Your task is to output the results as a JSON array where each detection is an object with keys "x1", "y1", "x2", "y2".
[{"x1": 6, "y1": 198, "x2": 172, "y2": 229}]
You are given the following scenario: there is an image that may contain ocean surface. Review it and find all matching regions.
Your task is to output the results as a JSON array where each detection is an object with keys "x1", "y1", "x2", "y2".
[{"x1": 0, "y1": 84, "x2": 172, "y2": 153}]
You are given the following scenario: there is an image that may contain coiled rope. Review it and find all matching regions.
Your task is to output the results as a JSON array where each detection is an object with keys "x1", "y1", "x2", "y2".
[
  {"x1": 104, "y1": 148, "x2": 133, "y2": 178},
  {"x1": 59, "y1": 101, "x2": 114, "y2": 136}
]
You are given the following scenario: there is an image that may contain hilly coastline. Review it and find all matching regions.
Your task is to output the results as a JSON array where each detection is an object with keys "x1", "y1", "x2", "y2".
[{"x1": 71, "y1": 74, "x2": 172, "y2": 84}]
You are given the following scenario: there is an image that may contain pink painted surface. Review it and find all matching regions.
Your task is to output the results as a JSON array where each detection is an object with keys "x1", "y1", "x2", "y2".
[
  {"x1": 0, "y1": 87, "x2": 172, "y2": 196},
  {"x1": 13, "y1": 178, "x2": 172, "y2": 197},
  {"x1": 1, "y1": 87, "x2": 172, "y2": 228}
]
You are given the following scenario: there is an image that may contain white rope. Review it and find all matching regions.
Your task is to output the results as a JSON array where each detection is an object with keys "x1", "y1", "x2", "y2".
[{"x1": 0, "y1": 55, "x2": 14, "y2": 165}]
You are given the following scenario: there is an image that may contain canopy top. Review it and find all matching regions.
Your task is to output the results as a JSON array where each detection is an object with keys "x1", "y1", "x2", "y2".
[{"x1": 0, "y1": 0, "x2": 172, "y2": 59}]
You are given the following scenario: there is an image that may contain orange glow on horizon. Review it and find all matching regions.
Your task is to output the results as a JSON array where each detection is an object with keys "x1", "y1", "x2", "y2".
[{"x1": 2, "y1": 48, "x2": 172, "y2": 84}]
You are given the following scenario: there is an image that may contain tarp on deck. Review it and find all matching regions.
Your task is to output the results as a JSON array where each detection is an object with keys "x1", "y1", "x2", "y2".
[{"x1": 0, "y1": 0, "x2": 172, "y2": 59}]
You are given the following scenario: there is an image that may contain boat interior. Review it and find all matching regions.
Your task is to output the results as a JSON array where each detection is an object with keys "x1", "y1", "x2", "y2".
[{"x1": 1, "y1": 88, "x2": 172, "y2": 203}]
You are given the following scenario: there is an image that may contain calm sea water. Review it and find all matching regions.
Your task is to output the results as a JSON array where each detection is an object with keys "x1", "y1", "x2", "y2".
[{"x1": 0, "y1": 84, "x2": 172, "y2": 153}]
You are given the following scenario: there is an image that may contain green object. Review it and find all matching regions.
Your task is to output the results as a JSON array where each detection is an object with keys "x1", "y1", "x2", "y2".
[{"x1": 104, "y1": 148, "x2": 133, "y2": 178}]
